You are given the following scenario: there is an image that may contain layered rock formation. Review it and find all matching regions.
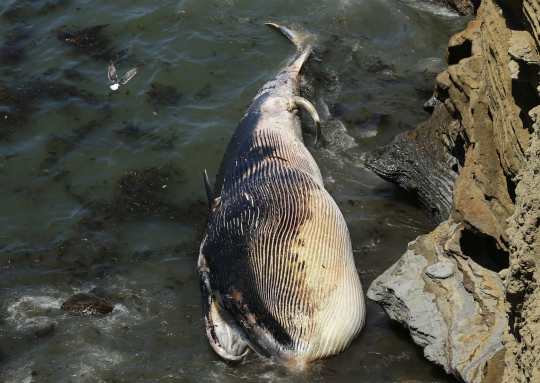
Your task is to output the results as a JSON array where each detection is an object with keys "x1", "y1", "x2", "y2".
[
  {"x1": 368, "y1": 221, "x2": 506, "y2": 382},
  {"x1": 365, "y1": 104, "x2": 459, "y2": 226},
  {"x1": 366, "y1": 1, "x2": 540, "y2": 382}
]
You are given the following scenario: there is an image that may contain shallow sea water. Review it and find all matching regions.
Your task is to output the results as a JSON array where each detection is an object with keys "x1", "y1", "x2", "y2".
[{"x1": 0, "y1": 0, "x2": 469, "y2": 381}]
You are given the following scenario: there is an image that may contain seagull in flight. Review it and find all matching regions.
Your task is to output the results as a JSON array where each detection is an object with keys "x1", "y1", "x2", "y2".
[{"x1": 108, "y1": 61, "x2": 140, "y2": 90}]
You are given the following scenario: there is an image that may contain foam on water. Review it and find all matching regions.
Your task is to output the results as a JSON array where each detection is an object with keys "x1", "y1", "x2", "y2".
[
  {"x1": 400, "y1": 0, "x2": 460, "y2": 17},
  {"x1": 6, "y1": 294, "x2": 63, "y2": 332}
]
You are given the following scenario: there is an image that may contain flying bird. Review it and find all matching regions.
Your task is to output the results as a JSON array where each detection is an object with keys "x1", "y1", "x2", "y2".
[{"x1": 108, "y1": 61, "x2": 140, "y2": 90}]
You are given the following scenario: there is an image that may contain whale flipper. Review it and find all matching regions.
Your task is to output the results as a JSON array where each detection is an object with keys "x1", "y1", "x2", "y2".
[{"x1": 198, "y1": 254, "x2": 249, "y2": 361}]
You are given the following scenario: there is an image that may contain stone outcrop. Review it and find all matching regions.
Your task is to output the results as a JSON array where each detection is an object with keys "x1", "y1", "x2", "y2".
[
  {"x1": 368, "y1": 221, "x2": 506, "y2": 383},
  {"x1": 503, "y1": 105, "x2": 540, "y2": 381},
  {"x1": 441, "y1": 0, "x2": 479, "y2": 15},
  {"x1": 61, "y1": 293, "x2": 113, "y2": 315},
  {"x1": 365, "y1": 0, "x2": 540, "y2": 382},
  {"x1": 365, "y1": 104, "x2": 459, "y2": 227}
]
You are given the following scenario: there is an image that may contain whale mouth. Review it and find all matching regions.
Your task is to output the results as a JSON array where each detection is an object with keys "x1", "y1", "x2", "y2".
[{"x1": 110, "y1": 84, "x2": 119, "y2": 90}]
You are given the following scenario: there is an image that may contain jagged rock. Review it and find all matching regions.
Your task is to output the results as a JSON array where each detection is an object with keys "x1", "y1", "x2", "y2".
[
  {"x1": 438, "y1": 0, "x2": 477, "y2": 16},
  {"x1": 61, "y1": 293, "x2": 113, "y2": 315},
  {"x1": 508, "y1": 30, "x2": 540, "y2": 65},
  {"x1": 367, "y1": 221, "x2": 507, "y2": 383},
  {"x1": 423, "y1": 94, "x2": 441, "y2": 112},
  {"x1": 365, "y1": 103, "x2": 458, "y2": 226},
  {"x1": 433, "y1": 12, "x2": 516, "y2": 252},
  {"x1": 503, "y1": 106, "x2": 540, "y2": 382},
  {"x1": 365, "y1": 0, "x2": 540, "y2": 381}
]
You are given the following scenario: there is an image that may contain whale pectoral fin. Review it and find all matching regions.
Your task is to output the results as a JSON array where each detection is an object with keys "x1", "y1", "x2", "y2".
[
  {"x1": 198, "y1": 254, "x2": 249, "y2": 362},
  {"x1": 292, "y1": 97, "x2": 322, "y2": 148}
]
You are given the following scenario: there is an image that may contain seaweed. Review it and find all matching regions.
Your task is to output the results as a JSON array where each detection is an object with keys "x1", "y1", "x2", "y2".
[
  {"x1": 366, "y1": 59, "x2": 397, "y2": 82},
  {"x1": 0, "y1": 80, "x2": 97, "y2": 140},
  {"x1": 0, "y1": 41, "x2": 25, "y2": 66},
  {"x1": 56, "y1": 24, "x2": 126, "y2": 61},
  {"x1": 40, "y1": 120, "x2": 102, "y2": 169},
  {"x1": 328, "y1": 102, "x2": 349, "y2": 120},
  {"x1": 114, "y1": 123, "x2": 145, "y2": 138},
  {"x1": 63, "y1": 68, "x2": 88, "y2": 82},
  {"x1": 151, "y1": 134, "x2": 178, "y2": 151},
  {"x1": 0, "y1": 26, "x2": 31, "y2": 66},
  {"x1": 2, "y1": 0, "x2": 70, "y2": 23},
  {"x1": 146, "y1": 83, "x2": 182, "y2": 106},
  {"x1": 96, "y1": 166, "x2": 186, "y2": 220},
  {"x1": 57, "y1": 24, "x2": 110, "y2": 49},
  {"x1": 194, "y1": 83, "x2": 210, "y2": 100}
]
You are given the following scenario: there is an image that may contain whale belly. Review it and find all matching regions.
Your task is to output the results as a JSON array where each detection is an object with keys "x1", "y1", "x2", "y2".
[{"x1": 200, "y1": 126, "x2": 365, "y2": 365}]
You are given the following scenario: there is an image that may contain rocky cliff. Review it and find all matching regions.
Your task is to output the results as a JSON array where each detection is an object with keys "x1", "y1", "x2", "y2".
[{"x1": 366, "y1": 1, "x2": 540, "y2": 382}]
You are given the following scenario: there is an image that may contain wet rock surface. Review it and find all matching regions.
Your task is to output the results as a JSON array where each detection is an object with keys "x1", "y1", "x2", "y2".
[
  {"x1": 368, "y1": 221, "x2": 507, "y2": 383},
  {"x1": 61, "y1": 293, "x2": 113, "y2": 315},
  {"x1": 365, "y1": 103, "x2": 459, "y2": 227},
  {"x1": 437, "y1": 0, "x2": 479, "y2": 15}
]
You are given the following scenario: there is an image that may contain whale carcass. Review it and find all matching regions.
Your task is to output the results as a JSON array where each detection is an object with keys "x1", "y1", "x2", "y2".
[{"x1": 198, "y1": 24, "x2": 365, "y2": 367}]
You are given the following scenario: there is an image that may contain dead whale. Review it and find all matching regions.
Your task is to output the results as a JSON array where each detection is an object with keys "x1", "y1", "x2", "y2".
[{"x1": 198, "y1": 23, "x2": 365, "y2": 367}]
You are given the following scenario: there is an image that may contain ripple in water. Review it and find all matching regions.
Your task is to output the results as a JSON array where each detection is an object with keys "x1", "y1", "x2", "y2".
[{"x1": 0, "y1": 0, "x2": 468, "y2": 381}]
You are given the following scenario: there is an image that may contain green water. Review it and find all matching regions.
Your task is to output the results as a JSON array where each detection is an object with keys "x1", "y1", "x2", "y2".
[{"x1": 1, "y1": 0, "x2": 469, "y2": 381}]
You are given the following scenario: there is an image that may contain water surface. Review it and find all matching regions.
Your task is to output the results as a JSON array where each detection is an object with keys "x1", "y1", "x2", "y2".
[{"x1": 0, "y1": 0, "x2": 468, "y2": 381}]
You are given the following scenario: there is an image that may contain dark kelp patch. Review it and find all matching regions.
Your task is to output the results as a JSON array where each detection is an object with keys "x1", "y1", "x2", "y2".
[
  {"x1": 194, "y1": 83, "x2": 211, "y2": 100},
  {"x1": 84, "y1": 165, "x2": 189, "y2": 221},
  {"x1": 56, "y1": 24, "x2": 126, "y2": 61},
  {"x1": 40, "y1": 120, "x2": 102, "y2": 170},
  {"x1": 63, "y1": 68, "x2": 88, "y2": 82},
  {"x1": 0, "y1": 27, "x2": 30, "y2": 66},
  {"x1": 2, "y1": 0, "x2": 70, "y2": 23},
  {"x1": 146, "y1": 83, "x2": 182, "y2": 106},
  {"x1": 1, "y1": 80, "x2": 98, "y2": 140},
  {"x1": 114, "y1": 123, "x2": 146, "y2": 138}
]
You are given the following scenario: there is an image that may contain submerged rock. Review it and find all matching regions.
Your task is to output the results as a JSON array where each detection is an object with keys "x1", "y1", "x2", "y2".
[
  {"x1": 61, "y1": 293, "x2": 113, "y2": 315},
  {"x1": 367, "y1": 221, "x2": 506, "y2": 383}
]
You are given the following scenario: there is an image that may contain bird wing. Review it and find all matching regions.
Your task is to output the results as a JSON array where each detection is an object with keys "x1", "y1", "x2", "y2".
[
  {"x1": 108, "y1": 61, "x2": 118, "y2": 83},
  {"x1": 120, "y1": 67, "x2": 140, "y2": 85}
]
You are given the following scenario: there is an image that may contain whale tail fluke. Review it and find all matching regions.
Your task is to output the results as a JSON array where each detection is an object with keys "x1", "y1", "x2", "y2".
[{"x1": 265, "y1": 23, "x2": 308, "y2": 52}]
